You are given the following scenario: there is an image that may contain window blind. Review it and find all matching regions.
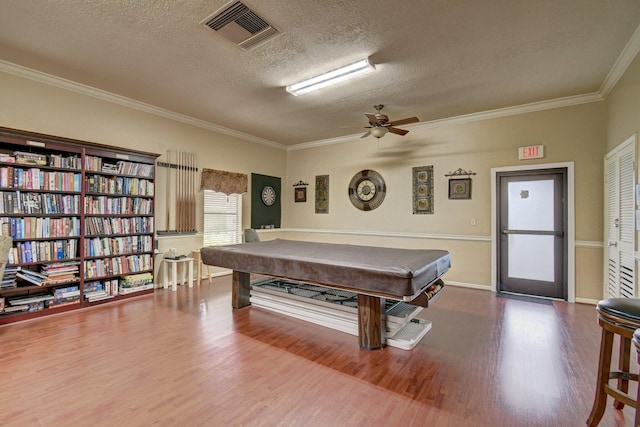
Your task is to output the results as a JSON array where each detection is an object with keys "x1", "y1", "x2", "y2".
[{"x1": 203, "y1": 191, "x2": 242, "y2": 247}]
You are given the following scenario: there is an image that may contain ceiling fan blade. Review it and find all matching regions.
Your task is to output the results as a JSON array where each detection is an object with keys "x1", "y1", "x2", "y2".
[
  {"x1": 388, "y1": 127, "x2": 409, "y2": 136},
  {"x1": 361, "y1": 131, "x2": 371, "y2": 139},
  {"x1": 388, "y1": 117, "x2": 419, "y2": 127},
  {"x1": 365, "y1": 114, "x2": 378, "y2": 125}
]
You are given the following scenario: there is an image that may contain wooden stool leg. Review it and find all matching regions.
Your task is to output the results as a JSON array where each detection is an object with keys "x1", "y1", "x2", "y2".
[
  {"x1": 636, "y1": 344, "x2": 640, "y2": 427},
  {"x1": 614, "y1": 336, "x2": 632, "y2": 410},
  {"x1": 587, "y1": 327, "x2": 615, "y2": 426},
  {"x1": 194, "y1": 251, "x2": 202, "y2": 286}
]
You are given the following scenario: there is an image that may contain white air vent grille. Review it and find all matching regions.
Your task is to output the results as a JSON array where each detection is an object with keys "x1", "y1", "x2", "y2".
[{"x1": 202, "y1": 1, "x2": 278, "y2": 50}]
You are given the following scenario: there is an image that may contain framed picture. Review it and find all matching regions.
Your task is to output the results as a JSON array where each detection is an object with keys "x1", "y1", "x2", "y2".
[
  {"x1": 449, "y1": 178, "x2": 472, "y2": 199},
  {"x1": 294, "y1": 187, "x2": 307, "y2": 202},
  {"x1": 315, "y1": 175, "x2": 329, "y2": 213},
  {"x1": 412, "y1": 165, "x2": 434, "y2": 214}
]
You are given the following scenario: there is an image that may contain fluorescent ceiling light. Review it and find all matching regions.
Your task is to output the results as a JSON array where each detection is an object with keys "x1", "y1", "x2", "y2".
[{"x1": 286, "y1": 58, "x2": 375, "y2": 96}]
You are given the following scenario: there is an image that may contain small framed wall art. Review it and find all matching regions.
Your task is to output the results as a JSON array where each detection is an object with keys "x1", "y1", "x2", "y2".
[
  {"x1": 412, "y1": 165, "x2": 434, "y2": 214},
  {"x1": 293, "y1": 180, "x2": 308, "y2": 203},
  {"x1": 295, "y1": 187, "x2": 307, "y2": 202},
  {"x1": 315, "y1": 175, "x2": 329, "y2": 214},
  {"x1": 445, "y1": 168, "x2": 476, "y2": 200},
  {"x1": 448, "y1": 178, "x2": 472, "y2": 199}
]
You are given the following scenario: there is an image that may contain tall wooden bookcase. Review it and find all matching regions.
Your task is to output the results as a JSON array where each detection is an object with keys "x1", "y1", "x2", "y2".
[{"x1": 0, "y1": 127, "x2": 160, "y2": 325}]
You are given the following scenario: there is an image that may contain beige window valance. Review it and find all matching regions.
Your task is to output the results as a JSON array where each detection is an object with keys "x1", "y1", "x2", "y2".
[{"x1": 200, "y1": 168, "x2": 248, "y2": 195}]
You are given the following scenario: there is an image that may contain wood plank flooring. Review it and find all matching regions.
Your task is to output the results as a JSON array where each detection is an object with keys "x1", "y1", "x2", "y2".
[{"x1": 0, "y1": 277, "x2": 635, "y2": 426}]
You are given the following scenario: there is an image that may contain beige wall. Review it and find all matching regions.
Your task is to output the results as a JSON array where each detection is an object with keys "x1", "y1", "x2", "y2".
[
  {"x1": 284, "y1": 102, "x2": 607, "y2": 300},
  {"x1": 605, "y1": 52, "x2": 640, "y2": 302},
  {"x1": 605, "y1": 53, "x2": 640, "y2": 152},
  {"x1": 5, "y1": 52, "x2": 640, "y2": 301},
  {"x1": 0, "y1": 71, "x2": 287, "y2": 280}
]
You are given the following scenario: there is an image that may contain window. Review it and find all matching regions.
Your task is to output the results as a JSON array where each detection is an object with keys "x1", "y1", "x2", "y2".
[{"x1": 203, "y1": 191, "x2": 242, "y2": 246}]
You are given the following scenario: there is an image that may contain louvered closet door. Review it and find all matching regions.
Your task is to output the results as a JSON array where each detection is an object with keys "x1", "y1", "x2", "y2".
[{"x1": 606, "y1": 137, "x2": 635, "y2": 298}]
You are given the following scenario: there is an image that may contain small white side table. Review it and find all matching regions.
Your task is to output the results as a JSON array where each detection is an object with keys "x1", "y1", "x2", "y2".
[{"x1": 163, "y1": 257, "x2": 194, "y2": 291}]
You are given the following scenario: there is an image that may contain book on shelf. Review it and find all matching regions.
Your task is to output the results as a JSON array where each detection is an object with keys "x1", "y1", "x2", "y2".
[
  {"x1": 13, "y1": 151, "x2": 47, "y2": 166},
  {"x1": 50, "y1": 285, "x2": 80, "y2": 302},
  {"x1": 16, "y1": 271, "x2": 44, "y2": 286},
  {"x1": 84, "y1": 290, "x2": 114, "y2": 302},
  {"x1": 8, "y1": 294, "x2": 55, "y2": 305},
  {"x1": 19, "y1": 267, "x2": 47, "y2": 279},
  {"x1": 118, "y1": 283, "x2": 153, "y2": 294},
  {"x1": 1, "y1": 279, "x2": 17, "y2": 290},
  {"x1": 1, "y1": 266, "x2": 19, "y2": 289},
  {"x1": 52, "y1": 286, "x2": 80, "y2": 299},
  {"x1": 48, "y1": 298, "x2": 80, "y2": 308},
  {"x1": 3, "y1": 304, "x2": 29, "y2": 313},
  {"x1": 0, "y1": 154, "x2": 16, "y2": 164}
]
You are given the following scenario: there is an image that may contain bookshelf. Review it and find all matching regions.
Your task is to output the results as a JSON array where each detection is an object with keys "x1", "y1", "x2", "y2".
[{"x1": 0, "y1": 127, "x2": 159, "y2": 324}]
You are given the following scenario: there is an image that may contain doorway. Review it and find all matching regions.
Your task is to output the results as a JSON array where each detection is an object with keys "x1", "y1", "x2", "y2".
[{"x1": 491, "y1": 163, "x2": 575, "y2": 302}]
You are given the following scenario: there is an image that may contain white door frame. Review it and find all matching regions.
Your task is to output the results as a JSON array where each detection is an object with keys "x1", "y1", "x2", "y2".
[
  {"x1": 490, "y1": 162, "x2": 575, "y2": 302},
  {"x1": 604, "y1": 134, "x2": 637, "y2": 299}
]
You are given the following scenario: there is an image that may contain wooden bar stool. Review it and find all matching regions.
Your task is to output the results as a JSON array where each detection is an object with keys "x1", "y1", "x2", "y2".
[
  {"x1": 587, "y1": 298, "x2": 640, "y2": 426},
  {"x1": 633, "y1": 328, "x2": 640, "y2": 427}
]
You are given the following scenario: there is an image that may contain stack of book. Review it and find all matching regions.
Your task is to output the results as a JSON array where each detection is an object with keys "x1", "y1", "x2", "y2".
[
  {"x1": 15, "y1": 261, "x2": 79, "y2": 286},
  {"x1": 14, "y1": 151, "x2": 47, "y2": 166},
  {"x1": 1, "y1": 266, "x2": 19, "y2": 289},
  {"x1": 41, "y1": 261, "x2": 79, "y2": 284},
  {"x1": 101, "y1": 162, "x2": 118, "y2": 173},
  {"x1": 119, "y1": 272, "x2": 153, "y2": 294},
  {"x1": 15, "y1": 267, "x2": 46, "y2": 286},
  {"x1": 84, "y1": 279, "x2": 118, "y2": 302},
  {"x1": 5, "y1": 293, "x2": 54, "y2": 313},
  {"x1": 49, "y1": 285, "x2": 80, "y2": 308}
]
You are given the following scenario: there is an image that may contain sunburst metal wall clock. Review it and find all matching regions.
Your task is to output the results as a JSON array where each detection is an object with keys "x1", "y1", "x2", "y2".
[{"x1": 348, "y1": 169, "x2": 386, "y2": 211}]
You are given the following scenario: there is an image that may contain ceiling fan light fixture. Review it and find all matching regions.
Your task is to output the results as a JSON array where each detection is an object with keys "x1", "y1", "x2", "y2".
[
  {"x1": 286, "y1": 58, "x2": 375, "y2": 96},
  {"x1": 370, "y1": 126, "x2": 388, "y2": 139}
]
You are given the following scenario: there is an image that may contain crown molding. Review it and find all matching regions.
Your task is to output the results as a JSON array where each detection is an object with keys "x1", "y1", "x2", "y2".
[
  {"x1": 289, "y1": 23, "x2": 640, "y2": 152},
  {"x1": 4, "y1": 17, "x2": 639, "y2": 156},
  {"x1": 599, "y1": 22, "x2": 640, "y2": 97},
  {"x1": 0, "y1": 60, "x2": 287, "y2": 151},
  {"x1": 288, "y1": 92, "x2": 604, "y2": 151}
]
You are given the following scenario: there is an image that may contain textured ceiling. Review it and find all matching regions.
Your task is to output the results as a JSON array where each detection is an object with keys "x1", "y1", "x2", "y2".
[{"x1": 1, "y1": 0, "x2": 640, "y2": 147}]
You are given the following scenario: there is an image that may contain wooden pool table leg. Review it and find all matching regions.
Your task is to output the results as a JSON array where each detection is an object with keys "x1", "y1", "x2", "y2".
[
  {"x1": 357, "y1": 294, "x2": 386, "y2": 350},
  {"x1": 232, "y1": 270, "x2": 251, "y2": 309}
]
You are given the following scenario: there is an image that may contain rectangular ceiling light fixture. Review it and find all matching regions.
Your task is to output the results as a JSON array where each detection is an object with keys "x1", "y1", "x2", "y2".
[{"x1": 286, "y1": 58, "x2": 375, "y2": 96}]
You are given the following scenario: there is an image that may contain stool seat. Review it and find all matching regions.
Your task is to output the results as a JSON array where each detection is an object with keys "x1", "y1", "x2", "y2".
[
  {"x1": 588, "y1": 298, "x2": 640, "y2": 426},
  {"x1": 598, "y1": 298, "x2": 640, "y2": 324}
]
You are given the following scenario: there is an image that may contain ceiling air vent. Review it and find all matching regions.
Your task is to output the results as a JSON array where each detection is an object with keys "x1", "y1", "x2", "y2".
[{"x1": 202, "y1": 1, "x2": 278, "y2": 50}]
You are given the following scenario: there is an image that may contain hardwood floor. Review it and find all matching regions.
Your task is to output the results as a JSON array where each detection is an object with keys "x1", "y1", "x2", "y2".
[{"x1": 0, "y1": 277, "x2": 635, "y2": 426}]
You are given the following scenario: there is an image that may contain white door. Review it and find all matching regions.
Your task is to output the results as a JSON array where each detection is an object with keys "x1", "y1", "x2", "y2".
[{"x1": 605, "y1": 135, "x2": 636, "y2": 298}]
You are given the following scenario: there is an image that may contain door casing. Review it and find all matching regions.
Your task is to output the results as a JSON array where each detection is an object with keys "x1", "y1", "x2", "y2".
[{"x1": 491, "y1": 162, "x2": 575, "y2": 303}]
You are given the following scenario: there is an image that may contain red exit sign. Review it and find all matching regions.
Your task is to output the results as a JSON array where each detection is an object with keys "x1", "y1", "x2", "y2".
[{"x1": 518, "y1": 145, "x2": 544, "y2": 160}]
